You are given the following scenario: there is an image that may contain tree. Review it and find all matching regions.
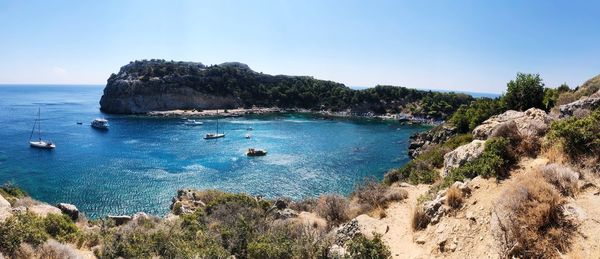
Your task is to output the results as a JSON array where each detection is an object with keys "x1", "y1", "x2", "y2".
[{"x1": 503, "y1": 73, "x2": 545, "y2": 111}]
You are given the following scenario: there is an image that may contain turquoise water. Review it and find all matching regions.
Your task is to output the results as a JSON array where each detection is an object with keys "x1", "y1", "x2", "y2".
[{"x1": 0, "y1": 85, "x2": 427, "y2": 218}]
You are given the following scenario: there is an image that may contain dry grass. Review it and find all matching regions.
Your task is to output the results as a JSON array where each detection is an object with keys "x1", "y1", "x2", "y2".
[
  {"x1": 351, "y1": 178, "x2": 408, "y2": 216},
  {"x1": 315, "y1": 194, "x2": 350, "y2": 228},
  {"x1": 542, "y1": 144, "x2": 568, "y2": 164},
  {"x1": 516, "y1": 135, "x2": 541, "y2": 157},
  {"x1": 411, "y1": 205, "x2": 430, "y2": 231},
  {"x1": 445, "y1": 186, "x2": 463, "y2": 209},
  {"x1": 539, "y1": 163, "x2": 579, "y2": 197},
  {"x1": 37, "y1": 240, "x2": 81, "y2": 259},
  {"x1": 491, "y1": 171, "x2": 574, "y2": 258}
]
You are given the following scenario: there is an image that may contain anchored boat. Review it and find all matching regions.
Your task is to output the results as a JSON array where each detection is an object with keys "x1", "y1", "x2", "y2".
[
  {"x1": 246, "y1": 148, "x2": 267, "y2": 156},
  {"x1": 29, "y1": 108, "x2": 55, "y2": 149},
  {"x1": 91, "y1": 118, "x2": 109, "y2": 130}
]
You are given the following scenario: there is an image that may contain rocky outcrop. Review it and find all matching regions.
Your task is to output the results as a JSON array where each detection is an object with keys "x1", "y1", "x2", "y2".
[
  {"x1": 559, "y1": 89, "x2": 600, "y2": 118},
  {"x1": 472, "y1": 108, "x2": 553, "y2": 140},
  {"x1": 0, "y1": 195, "x2": 11, "y2": 222},
  {"x1": 442, "y1": 140, "x2": 486, "y2": 176},
  {"x1": 57, "y1": 203, "x2": 79, "y2": 221},
  {"x1": 408, "y1": 125, "x2": 457, "y2": 158}
]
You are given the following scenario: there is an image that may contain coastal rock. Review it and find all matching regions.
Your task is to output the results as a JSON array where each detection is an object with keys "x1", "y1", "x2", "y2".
[
  {"x1": 408, "y1": 125, "x2": 457, "y2": 158},
  {"x1": 273, "y1": 208, "x2": 299, "y2": 220},
  {"x1": 108, "y1": 215, "x2": 132, "y2": 226},
  {"x1": 57, "y1": 203, "x2": 79, "y2": 221},
  {"x1": 0, "y1": 195, "x2": 10, "y2": 208},
  {"x1": 29, "y1": 204, "x2": 62, "y2": 217},
  {"x1": 442, "y1": 140, "x2": 486, "y2": 177},
  {"x1": 472, "y1": 108, "x2": 553, "y2": 140},
  {"x1": 559, "y1": 89, "x2": 600, "y2": 118},
  {"x1": 334, "y1": 219, "x2": 361, "y2": 245}
]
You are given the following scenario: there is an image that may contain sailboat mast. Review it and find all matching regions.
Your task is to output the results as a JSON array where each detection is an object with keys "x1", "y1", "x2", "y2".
[
  {"x1": 38, "y1": 107, "x2": 41, "y2": 138},
  {"x1": 216, "y1": 109, "x2": 219, "y2": 134}
]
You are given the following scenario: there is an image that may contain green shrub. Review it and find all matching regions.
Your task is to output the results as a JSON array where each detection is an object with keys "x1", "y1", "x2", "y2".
[
  {"x1": 0, "y1": 212, "x2": 48, "y2": 255},
  {"x1": 247, "y1": 233, "x2": 293, "y2": 259},
  {"x1": 43, "y1": 213, "x2": 80, "y2": 243},
  {"x1": 346, "y1": 233, "x2": 391, "y2": 259},
  {"x1": 503, "y1": 73, "x2": 545, "y2": 111},
  {"x1": 444, "y1": 137, "x2": 513, "y2": 187},
  {"x1": 450, "y1": 99, "x2": 506, "y2": 133},
  {"x1": 384, "y1": 134, "x2": 473, "y2": 185},
  {"x1": 548, "y1": 109, "x2": 600, "y2": 160}
]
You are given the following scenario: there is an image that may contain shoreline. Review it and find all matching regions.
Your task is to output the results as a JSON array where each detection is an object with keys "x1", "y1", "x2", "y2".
[{"x1": 146, "y1": 107, "x2": 445, "y2": 126}]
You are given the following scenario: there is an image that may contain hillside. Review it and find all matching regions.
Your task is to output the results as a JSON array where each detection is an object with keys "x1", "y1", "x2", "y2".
[{"x1": 99, "y1": 59, "x2": 474, "y2": 118}]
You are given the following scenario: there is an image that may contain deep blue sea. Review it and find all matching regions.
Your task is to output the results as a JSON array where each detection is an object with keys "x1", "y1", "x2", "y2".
[{"x1": 0, "y1": 85, "x2": 427, "y2": 218}]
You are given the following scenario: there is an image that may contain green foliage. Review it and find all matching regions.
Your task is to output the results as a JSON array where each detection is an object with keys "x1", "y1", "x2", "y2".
[
  {"x1": 43, "y1": 213, "x2": 80, "y2": 243},
  {"x1": 503, "y1": 73, "x2": 545, "y2": 111},
  {"x1": 444, "y1": 137, "x2": 513, "y2": 187},
  {"x1": 247, "y1": 232, "x2": 293, "y2": 259},
  {"x1": 384, "y1": 134, "x2": 473, "y2": 185},
  {"x1": 450, "y1": 98, "x2": 506, "y2": 133},
  {"x1": 0, "y1": 212, "x2": 48, "y2": 255},
  {"x1": 346, "y1": 233, "x2": 391, "y2": 259},
  {"x1": 112, "y1": 60, "x2": 474, "y2": 119},
  {"x1": 548, "y1": 109, "x2": 600, "y2": 159},
  {"x1": 0, "y1": 182, "x2": 28, "y2": 199}
]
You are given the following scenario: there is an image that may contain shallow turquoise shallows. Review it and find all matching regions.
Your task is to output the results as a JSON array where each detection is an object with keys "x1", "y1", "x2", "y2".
[{"x1": 0, "y1": 85, "x2": 428, "y2": 218}]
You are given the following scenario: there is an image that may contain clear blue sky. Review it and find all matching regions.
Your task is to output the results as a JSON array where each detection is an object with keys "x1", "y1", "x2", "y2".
[{"x1": 1, "y1": 0, "x2": 600, "y2": 93}]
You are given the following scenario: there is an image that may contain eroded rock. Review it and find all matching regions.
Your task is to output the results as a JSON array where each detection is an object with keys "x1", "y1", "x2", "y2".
[
  {"x1": 442, "y1": 140, "x2": 486, "y2": 176},
  {"x1": 472, "y1": 108, "x2": 553, "y2": 140}
]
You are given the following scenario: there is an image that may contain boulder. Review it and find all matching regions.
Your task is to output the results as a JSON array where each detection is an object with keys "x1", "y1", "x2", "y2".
[
  {"x1": 559, "y1": 89, "x2": 600, "y2": 118},
  {"x1": 442, "y1": 140, "x2": 486, "y2": 177},
  {"x1": 56, "y1": 203, "x2": 79, "y2": 220},
  {"x1": 274, "y1": 199, "x2": 288, "y2": 210},
  {"x1": 334, "y1": 219, "x2": 361, "y2": 245},
  {"x1": 472, "y1": 108, "x2": 553, "y2": 140},
  {"x1": 108, "y1": 215, "x2": 132, "y2": 226},
  {"x1": 273, "y1": 208, "x2": 299, "y2": 220},
  {"x1": 0, "y1": 195, "x2": 10, "y2": 208},
  {"x1": 408, "y1": 125, "x2": 457, "y2": 158},
  {"x1": 29, "y1": 204, "x2": 61, "y2": 217}
]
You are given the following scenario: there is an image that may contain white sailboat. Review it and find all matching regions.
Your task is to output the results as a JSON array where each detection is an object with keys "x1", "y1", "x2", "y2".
[
  {"x1": 29, "y1": 108, "x2": 55, "y2": 149},
  {"x1": 204, "y1": 110, "x2": 225, "y2": 139}
]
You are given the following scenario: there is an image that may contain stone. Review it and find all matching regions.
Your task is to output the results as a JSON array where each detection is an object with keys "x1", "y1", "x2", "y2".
[
  {"x1": 559, "y1": 89, "x2": 600, "y2": 118},
  {"x1": 328, "y1": 244, "x2": 347, "y2": 258},
  {"x1": 472, "y1": 108, "x2": 553, "y2": 140},
  {"x1": 274, "y1": 199, "x2": 288, "y2": 210},
  {"x1": 415, "y1": 236, "x2": 427, "y2": 244},
  {"x1": 0, "y1": 195, "x2": 10, "y2": 208},
  {"x1": 56, "y1": 203, "x2": 79, "y2": 220},
  {"x1": 108, "y1": 215, "x2": 132, "y2": 226},
  {"x1": 29, "y1": 204, "x2": 61, "y2": 217},
  {"x1": 442, "y1": 140, "x2": 486, "y2": 176},
  {"x1": 132, "y1": 212, "x2": 150, "y2": 222},
  {"x1": 334, "y1": 219, "x2": 360, "y2": 245},
  {"x1": 465, "y1": 211, "x2": 476, "y2": 222},
  {"x1": 408, "y1": 125, "x2": 457, "y2": 158},
  {"x1": 273, "y1": 208, "x2": 298, "y2": 220}
]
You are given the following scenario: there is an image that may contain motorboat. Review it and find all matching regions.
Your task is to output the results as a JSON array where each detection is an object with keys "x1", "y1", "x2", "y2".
[
  {"x1": 184, "y1": 119, "x2": 204, "y2": 126},
  {"x1": 245, "y1": 134, "x2": 252, "y2": 139},
  {"x1": 246, "y1": 148, "x2": 267, "y2": 156},
  {"x1": 204, "y1": 133, "x2": 225, "y2": 139},
  {"x1": 91, "y1": 118, "x2": 109, "y2": 130},
  {"x1": 29, "y1": 108, "x2": 55, "y2": 149}
]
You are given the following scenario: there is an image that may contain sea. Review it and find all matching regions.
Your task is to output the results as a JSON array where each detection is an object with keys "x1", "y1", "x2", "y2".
[{"x1": 0, "y1": 85, "x2": 428, "y2": 218}]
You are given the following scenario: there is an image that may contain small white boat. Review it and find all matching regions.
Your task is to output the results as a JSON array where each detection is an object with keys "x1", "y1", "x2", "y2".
[
  {"x1": 245, "y1": 134, "x2": 252, "y2": 139},
  {"x1": 246, "y1": 148, "x2": 267, "y2": 156},
  {"x1": 29, "y1": 108, "x2": 55, "y2": 149},
  {"x1": 204, "y1": 110, "x2": 224, "y2": 140},
  {"x1": 204, "y1": 133, "x2": 225, "y2": 139},
  {"x1": 91, "y1": 118, "x2": 109, "y2": 130},
  {"x1": 30, "y1": 140, "x2": 55, "y2": 149},
  {"x1": 184, "y1": 119, "x2": 204, "y2": 125}
]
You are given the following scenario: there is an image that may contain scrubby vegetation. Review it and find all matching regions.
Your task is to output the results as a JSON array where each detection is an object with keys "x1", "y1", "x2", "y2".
[
  {"x1": 345, "y1": 233, "x2": 391, "y2": 259},
  {"x1": 492, "y1": 171, "x2": 574, "y2": 258},
  {"x1": 548, "y1": 108, "x2": 600, "y2": 162},
  {"x1": 445, "y1": 186, "x2": 463, "y2": 209},
  {"x1": 503, "y1": 73, "x2": 545, "y2": 111},
  {"x1": 450, "y1": 98, "x2": 505, "y2": 133},
  {"x1": 411, "y1": 206, "x2": 429, "y2": 231},
  {"x1": 106, "y1": 59, "x2": 474, "y2": 118},
  {"x1": 384, "y1": 134, "x2": 473, "y2": 185}
]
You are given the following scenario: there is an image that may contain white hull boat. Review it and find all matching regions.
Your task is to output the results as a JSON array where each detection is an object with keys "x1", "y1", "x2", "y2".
[
  {"x1": 30, "y1": 140, "x2": 55, "y2": 149},
  {"x1": 91, "y1": 118, "x2": 109, "y2": 130},
  {"x1": 29, "y1": 108, "x2": 55, "y2": 149},
  {"x1": 204, "y1": 133, "x2": 225, "y2": 139}
]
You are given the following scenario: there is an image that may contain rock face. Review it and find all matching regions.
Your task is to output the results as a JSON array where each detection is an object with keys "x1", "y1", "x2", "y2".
[
  {"x1": 442, "y1": 140, "x2": 486, "y2": 176},
  {"x1": 0, "y1": 195, "x2": 11, "y2": 222},
  {"x1": 559, "y1": 89, "x2": 600, "y2": 118},
  {"x1": 472, "y1": 108, "x2": 553, "y2": 140},
  {"x1": 57, "y1": 203, "x2": 79, "y2": 221},
  {"x1": 408, "y1": 125, "x2": 457, "y2": 158}
]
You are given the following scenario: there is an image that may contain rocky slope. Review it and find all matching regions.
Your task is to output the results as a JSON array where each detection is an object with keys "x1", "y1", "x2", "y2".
[{"x1": 100, "y1": 59, "x2": 474, "y2": 117}]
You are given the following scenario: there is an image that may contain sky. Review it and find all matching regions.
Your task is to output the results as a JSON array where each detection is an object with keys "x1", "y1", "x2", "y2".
[{"x1": 1, "y1": 0, "x2": 600, "y2": 93}]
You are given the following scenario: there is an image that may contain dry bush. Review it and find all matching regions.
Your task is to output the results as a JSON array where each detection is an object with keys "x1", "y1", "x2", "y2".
[
  {"x1": 540, "y1": 163, "x2": 579, "y2": 197},
  {"x1": 411, "y1": 205, "x2": 430, "y2": 231},
  {"x1": 381, "y1": 189, "x2": 408, "y2": 204},
  {"x1": 37, "y1": 240, "x2": 81, "y2": 259},
  {"x1": 491, "y1": 172, "x2": 573, "y2": 258},
  {"x1": 14, "y1": 243, "x2": 35, "y2": 259},
  {"x1": 516, "y1": 135, "x2": 541, "y2": 157},
  {"x1": 315, "y1": 194, "x2": 349, "y2": 228},
  {"x1": 290, "y1": 197, "x2": 318, "y2": 212},
  {"x1": 12, "y1": 197, "x2": 40, "y2": 208},
  {"x1": 445, "y1": 186, "x2": 463, "y2": 209},
  {"x1": 542, "y1": 145, "x2": 568, "y2": 164},
  {"x1": 352, "y1": 178, "x2": 387, "y2": 207}
]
